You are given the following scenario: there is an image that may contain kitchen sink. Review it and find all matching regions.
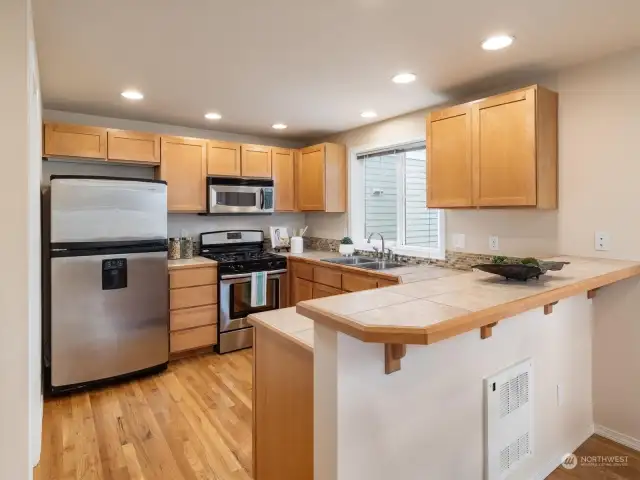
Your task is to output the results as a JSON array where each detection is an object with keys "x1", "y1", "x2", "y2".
[
  {"x1": 321, "y1": 257, "x2": 404, "y2": 270},
  {"x1": 356, "y1": 261, "x2": 404, "y2": 270},
  {"x1": 321, "y1": 256, "x2": 377, "y2": 266}
]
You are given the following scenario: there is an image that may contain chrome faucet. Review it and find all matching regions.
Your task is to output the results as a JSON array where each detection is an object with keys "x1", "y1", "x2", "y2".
[{"x1": 367, "y1": 232, "x2": 387, "y2": 260}]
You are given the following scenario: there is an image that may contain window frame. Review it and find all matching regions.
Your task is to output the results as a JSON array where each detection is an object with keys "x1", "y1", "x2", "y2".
[{"x1": 348, "y1": 139, "x2": 446, "y2": 260}]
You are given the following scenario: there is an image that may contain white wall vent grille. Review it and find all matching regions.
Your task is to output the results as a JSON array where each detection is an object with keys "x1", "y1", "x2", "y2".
[{"x1": 485, "y1": 359, "x2": 533, "y2": 480}]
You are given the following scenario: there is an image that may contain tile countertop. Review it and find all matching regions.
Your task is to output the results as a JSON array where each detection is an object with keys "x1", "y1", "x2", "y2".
[
  {"x1": 168, "y1": 256, "x2": 217, "y2": 270},
  {"x1": 295, "y1": 256, "x2": 640, "y2": 346},
  {"x1": 248, "y1": 307, "x2": 314, "y2": 352},
  {"x1": 280, "y1": 249, "x2": 458, "y2": 283}
]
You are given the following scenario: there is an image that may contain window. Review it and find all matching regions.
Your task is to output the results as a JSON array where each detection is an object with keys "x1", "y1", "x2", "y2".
[{"x1": 350, "y1": 142, "x2": 445, "y2": 259}]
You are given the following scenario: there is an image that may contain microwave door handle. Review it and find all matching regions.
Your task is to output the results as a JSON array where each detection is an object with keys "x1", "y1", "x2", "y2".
[{"x1": 259, "y1": 188, "x2": 264, "y2": 209}]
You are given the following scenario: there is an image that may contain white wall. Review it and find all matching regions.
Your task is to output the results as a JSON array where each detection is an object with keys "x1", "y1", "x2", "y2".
[
  {"x1": 315, "y1": 295, "x2": 595, "y2": 480},
  {"x1": 0, "y1": 0, "x2": 41, "y2": 478},
  {"x1": 42, "y1": 111, "x2": 307, "y2": 240},
  {"x1": 554, "y1": 48, "x2": 640, "y2": 444}
]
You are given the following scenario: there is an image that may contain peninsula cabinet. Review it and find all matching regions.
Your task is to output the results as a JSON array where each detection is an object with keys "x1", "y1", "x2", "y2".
[
  {"x1": 271, "y1": 147, "x2": 296, "y2": 211},
  {"x1": 159, "y1": 136, "x2": 207, "y2": 212},
  {"x1": 43, "y1": 122, "x2": 107, "y2": 160},
  {"x1": 297, "y1": 143, "x2": 347, "y2": 212},
  {"x1": 427, "y1": 85, "x2": 558, "y2": 209}
]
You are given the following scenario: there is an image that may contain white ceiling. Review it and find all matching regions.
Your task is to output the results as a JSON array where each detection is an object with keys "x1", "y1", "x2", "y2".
[{"x1": 33, "y1": 0, "x2": 640, "y2": 140}]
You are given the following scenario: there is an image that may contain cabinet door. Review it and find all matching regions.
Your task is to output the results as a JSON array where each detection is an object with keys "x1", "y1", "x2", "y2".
[
  {"x1": 107, "y1": 130, "x2": 160, "y2": 164},
  {"x1": 241, "y1": 144, "x2": 272, "y2": 177},
  {"x1": 312, "y1": 283, "x2": 342, "y2": 299},
  {"x1": 43, "y1": 122, "x2": 107, "y2": 159},
  {"x1": 160, "y1": 136, "x2": 207, "y2": 212},
  {"x1": 297, "y1": 144, "x2": 326, "y2": 211},
  {"x1": 207, "y1": 140, "x2": 241, "y2": 176},
  {"x1": 272, "y1": 148, "x2": 295, "y2": 211},
  {"x1": 472, "y1": 88, "x2": 537, "y2": 206},
  {"x1": 426, "y1": 106, "x2": 472, "y2": 207},
  {"x1": 292, "y1": 277, "x2": 314, "y2": 305}
]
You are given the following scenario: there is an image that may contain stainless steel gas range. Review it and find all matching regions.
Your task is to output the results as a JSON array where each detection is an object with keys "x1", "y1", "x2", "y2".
[{"x1": 199, "y1": 230, "x2": 287, "y2": 354}]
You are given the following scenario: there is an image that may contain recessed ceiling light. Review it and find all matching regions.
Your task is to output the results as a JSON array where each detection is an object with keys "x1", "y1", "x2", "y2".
[
  {"x1": 204, "y1": 112, "x2": 222, "y2": 120},
  {"x1": 392, "y1": 73, "x2": 417, "y2": 84},
  {"x1": 361, "y1": 110, "x2": 377, "y2": 118},
  {"x1": 121, "y1": 90, "x2": 144, "y2": 100},
  {"x1": 481, "y1": 35, "x2": 514, "y2": 51},
  {"x1": 272, "y1": 123, "x2": 287, "y2": 130}
]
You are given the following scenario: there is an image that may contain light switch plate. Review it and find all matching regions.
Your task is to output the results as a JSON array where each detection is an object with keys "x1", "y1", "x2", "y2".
[
  {"x1": 595, "y1": 231, "x2": 611, "y2": 251},
  {"x1": 489, "y1": 236, "x2": 499, "y2": 251},
  {"x1": 453, "y1": 233, "x2": 466, "y2": 249}
]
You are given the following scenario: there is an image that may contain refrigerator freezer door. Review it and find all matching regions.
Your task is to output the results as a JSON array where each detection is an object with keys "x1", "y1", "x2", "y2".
[
  {"x1": 50, "y1": 250, "x2": 168, "y2": 388},
  {"x1": 50, "y1": 177, "x2": 167, "y2": 243}
]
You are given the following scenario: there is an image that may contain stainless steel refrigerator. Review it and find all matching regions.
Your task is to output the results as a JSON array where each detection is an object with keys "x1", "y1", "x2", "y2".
[{"x1": 44, "y1": 175, "x2": 169, "y2": 393}]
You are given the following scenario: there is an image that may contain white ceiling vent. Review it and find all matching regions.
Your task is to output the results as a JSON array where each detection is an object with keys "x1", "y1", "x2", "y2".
[{"x1": 485, "y1": 359, "x2": 533, "y2": 480}]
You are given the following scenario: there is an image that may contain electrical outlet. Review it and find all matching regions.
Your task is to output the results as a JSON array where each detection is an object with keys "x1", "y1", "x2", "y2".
[
  {"x1": 453, "y1": 234, "x2": 466, "y2": 249},
  {"x1": 595, "y1": 232, "x2": 610, "y2": 251},
  {"x1": 489, "y1": 236, "x2": 499, "y2": 251}
]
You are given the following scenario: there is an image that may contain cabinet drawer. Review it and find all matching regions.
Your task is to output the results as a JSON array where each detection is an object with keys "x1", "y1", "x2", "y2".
[
  {"x1": 170, "y1": 325, "x2": 217, "y2": 353},
  {"x1": 170, "y1": 285, "x2": 217, "y2": 310},
  {"x1": 292, "y1": 261, "x2": 313, "y2": 281},
  {"x1": 342, "y1": 273, "x2": 378, "y2": 292},
  {"x1": 377, "y1": 279, "x2": 398, "y2": 288},
  {"x1": 313, "y1": 266, "x2": 342, "y2": 289},
  {"x1": 170, "y1": 267, "x2": 217, "y2": 289},
  {"x1": 170, "y1": 305, "x2": 217, "y2": 331},
  {"x1": 312, "y1": 283, "x2": 343, "y2": 299}
]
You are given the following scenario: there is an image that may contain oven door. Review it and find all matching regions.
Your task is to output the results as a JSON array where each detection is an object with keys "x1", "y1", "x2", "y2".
[
  {"x1": 219, "y1": 270, "x2": 286, "y2": 333},
  {"x1": 209, "y1": 185, "x2": 262, "y2": 214}
]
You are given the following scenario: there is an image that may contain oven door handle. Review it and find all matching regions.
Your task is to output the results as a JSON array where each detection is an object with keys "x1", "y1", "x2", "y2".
[{"x1": 221, "y1": 269, "x2": 287, "y2": 280}]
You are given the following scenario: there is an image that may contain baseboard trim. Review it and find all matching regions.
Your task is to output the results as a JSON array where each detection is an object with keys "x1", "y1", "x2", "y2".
[
  {"x1": 595, "y1": 424, "x2": 640, "y2": 452},
  {"x1": 532, "y1": 425, "x2": 595, "y2": 480}
]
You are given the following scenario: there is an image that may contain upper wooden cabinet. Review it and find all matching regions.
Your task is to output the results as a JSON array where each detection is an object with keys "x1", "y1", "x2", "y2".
[
  {"x1": 271, "y1": 148, "x2": 296, "y2": 211},
  {"x1": 159, "y1": 136, "x2": 207, "y2": 213},
  {"x1": 427, "y1": 105, "x2": 473, "y2": 207},
  {"x1": 427, "y1": 85, "x2": 558, "y2": 209},
  {"x1": 107, "y1": 130, "x2": 160, "y2": 164},
  {"x1": 43, "y1": 122, "x2": 107, "y2": 160},
  {"x1": 207, "y1": 140, "x2": 241, "y2": 176},
  {"x1": 241, "y1": 144, "x2": 272, "y2": 178},
  {"x1": 297, "y1": 143, "x2": 346, "y2": 212}
]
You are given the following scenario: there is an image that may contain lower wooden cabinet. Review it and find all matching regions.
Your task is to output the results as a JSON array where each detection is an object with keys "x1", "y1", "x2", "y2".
[
  {"x1": 288, "y1": 259, "x2": 399, "y2": 306},
  {"x1": 168, "y1": 266, "x2": 218, "y2": 355},
  {"x1": 292, "y1": 277, "x2": 314, "y2": 304}
]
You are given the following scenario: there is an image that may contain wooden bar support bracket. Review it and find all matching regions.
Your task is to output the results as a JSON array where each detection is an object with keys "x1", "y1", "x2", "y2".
[
  {"x1": 544, "y1": 301, "x2": 559, "y2": 315},
  {"x1": 480, "y1": 322, "x2": 498, "y2": 339},
  {"x1": 587, "y1": 289, "x2": 598, "y2": 300},
  {"x1": 384, "y1": 344, "x2": 407, "y2": 374}
]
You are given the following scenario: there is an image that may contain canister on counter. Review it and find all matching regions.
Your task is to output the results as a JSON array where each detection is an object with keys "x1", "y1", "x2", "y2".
[
  {"x1": 181, "y1": 237, "x2": 194, "y2": 259},
  {"x1": 168, "y1": 238, "x2": 181, "y2": 260}
]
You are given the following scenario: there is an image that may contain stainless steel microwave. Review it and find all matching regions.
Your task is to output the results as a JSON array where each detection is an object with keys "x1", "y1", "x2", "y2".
[{"x1": 207, "y1": 177, "x2": 275, "y2": 214}]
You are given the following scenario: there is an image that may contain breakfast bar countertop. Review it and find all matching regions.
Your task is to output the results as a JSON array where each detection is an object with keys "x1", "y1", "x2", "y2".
[
  {"x1": 295, "y1": 256, "x2": 640, "y2": 346},
  {"x1": 248, "y1": 307, "x2": 314, "y2": 352}
]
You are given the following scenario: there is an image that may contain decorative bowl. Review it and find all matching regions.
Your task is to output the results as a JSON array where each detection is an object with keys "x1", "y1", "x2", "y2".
[
  {"x1": 472, "y1": 263, "x2": 542, "y2": 281},
  {"x1": 472, "y1": 261, "x2": 570, "y2": 281}
]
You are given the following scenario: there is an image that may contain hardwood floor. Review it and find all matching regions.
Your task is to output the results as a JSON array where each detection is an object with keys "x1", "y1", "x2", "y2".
[
  {"x1": 547, "y1": 435, "x2": 640, "y2": 479},
  {"x1": 35, "y1": 349, "x2": 640, "y2": 480},
  {"x1": 35, "y1": 350, "x2": 253, "y2": 480}
]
